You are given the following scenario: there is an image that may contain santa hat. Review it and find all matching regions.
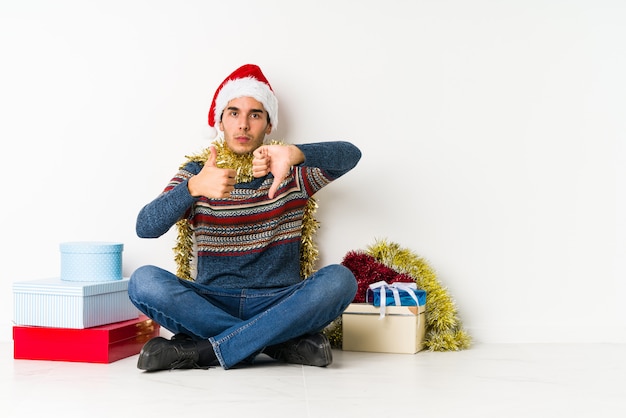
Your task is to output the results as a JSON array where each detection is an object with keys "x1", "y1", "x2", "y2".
[{"x1": 205, "y1": 64, "x2": 278, "y2": 139}]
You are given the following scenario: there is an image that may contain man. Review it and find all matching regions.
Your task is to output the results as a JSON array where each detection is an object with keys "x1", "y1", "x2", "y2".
[{"x1": 129, "y1": 64, "x2": 361, "y2": 371}]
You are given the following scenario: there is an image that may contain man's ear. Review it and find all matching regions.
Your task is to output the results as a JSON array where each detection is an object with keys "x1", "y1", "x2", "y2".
[{"x1": 265, "y1": 123, "x2": 272, "y2": 134}]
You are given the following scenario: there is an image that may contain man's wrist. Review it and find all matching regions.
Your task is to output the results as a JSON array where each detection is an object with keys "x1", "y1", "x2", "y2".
[
  {"x1": 290, "y1": 145, "x2": 305, "y2": 166},
  {"x1": 187, "y1": 177, "x2": 199, "y2": 197}
]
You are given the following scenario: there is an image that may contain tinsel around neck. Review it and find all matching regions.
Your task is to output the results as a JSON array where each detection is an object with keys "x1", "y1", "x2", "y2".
[
  {"x1": 173, "y1": 139, "x2": 319, "y2": 281},
  {"x1": 184, "y1": 139, "x2": 256, "y2": 183}
]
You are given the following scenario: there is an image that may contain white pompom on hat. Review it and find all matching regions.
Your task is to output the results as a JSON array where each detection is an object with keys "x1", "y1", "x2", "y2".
[{"x1": 205, "y1": 64, "x2": 278, "y2": 139}]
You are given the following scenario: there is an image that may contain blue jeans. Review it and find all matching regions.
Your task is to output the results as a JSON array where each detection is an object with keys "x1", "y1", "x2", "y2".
[{"x1": 128, "y1": 264, "x2": 357, "y2": 369}]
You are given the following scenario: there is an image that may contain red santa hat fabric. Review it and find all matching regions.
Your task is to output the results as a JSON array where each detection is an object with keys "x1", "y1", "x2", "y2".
[{"x1": 206, "y1": 64, "x2": 278, "y2": 139}]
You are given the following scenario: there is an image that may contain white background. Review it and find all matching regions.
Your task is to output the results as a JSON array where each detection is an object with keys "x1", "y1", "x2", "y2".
[{"x1": 1, "y1": 0, "x2": 624, "y2": 343}]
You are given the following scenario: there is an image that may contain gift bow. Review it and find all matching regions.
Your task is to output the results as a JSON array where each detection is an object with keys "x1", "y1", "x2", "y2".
[{"x1": 368, "y1": 280, "x2": 420, "y2": 319}]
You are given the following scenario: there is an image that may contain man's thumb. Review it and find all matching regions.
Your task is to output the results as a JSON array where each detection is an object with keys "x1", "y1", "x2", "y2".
[
  {"x1": 268, "y1": 177, "x2": 280, "y2": 199},
  {"x1": 207, "y1": 145, "x2": 218, "y2": 167}
]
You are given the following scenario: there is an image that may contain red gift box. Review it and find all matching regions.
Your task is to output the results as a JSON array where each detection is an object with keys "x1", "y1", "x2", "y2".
[{"x1": 13, "y1": 315, "x2": 160, "y2": 363}]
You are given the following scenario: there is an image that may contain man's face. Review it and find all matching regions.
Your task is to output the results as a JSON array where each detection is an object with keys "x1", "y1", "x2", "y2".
[{"x1": 219, "y1": 96, "x2": 272, "y2": 155}]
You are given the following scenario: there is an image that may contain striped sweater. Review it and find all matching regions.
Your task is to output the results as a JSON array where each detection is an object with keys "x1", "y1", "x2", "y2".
[{"x1": 136, "y1": 141, "x2": 361, "y2": 288}]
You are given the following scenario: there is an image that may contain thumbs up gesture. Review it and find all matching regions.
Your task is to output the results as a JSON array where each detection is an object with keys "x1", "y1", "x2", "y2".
[{"x1": 187, "y1": 145, "x2": 237, "y2": 198}]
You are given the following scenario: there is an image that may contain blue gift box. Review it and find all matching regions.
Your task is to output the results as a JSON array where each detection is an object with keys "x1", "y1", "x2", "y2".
[
  {"x1": 366, "y1": 285, "x2": 426, "y2": 307},
  {"x1": 60, "y1": 241, "x2": 123, "y2": 282}
]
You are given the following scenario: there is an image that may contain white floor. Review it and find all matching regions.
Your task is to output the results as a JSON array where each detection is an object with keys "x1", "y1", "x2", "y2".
[{"x1": 2, "y1": 340, "x2": 625, "y2": 418}]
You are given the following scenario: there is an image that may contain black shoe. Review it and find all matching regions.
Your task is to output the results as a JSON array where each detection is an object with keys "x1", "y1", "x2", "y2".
[
  {"x1": 171, "y1": 333, "x2": 193, "y2": 341},
  {"x1": 137, "y1": 337, "x2": 208, "y2": 371},
  {"x1": 265, "y1": 333, "x2": 333, "y2": 367}
]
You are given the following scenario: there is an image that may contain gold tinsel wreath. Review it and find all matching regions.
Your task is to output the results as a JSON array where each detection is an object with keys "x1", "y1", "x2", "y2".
[
  {"x1": 324, "y1": 238, "x2": 471, "y2": 352},
  {"x1": 173, "y1": 139, "x2": 319, "y2": 281}
]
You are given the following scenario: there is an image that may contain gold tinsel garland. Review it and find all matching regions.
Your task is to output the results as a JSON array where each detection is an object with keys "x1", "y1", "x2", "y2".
[
  {"x1": 324, "y1": 238, "x2": 471, "y2": 351},
  {"x1": 173, "y1": 139, "x2": 319, "y2": 281}
]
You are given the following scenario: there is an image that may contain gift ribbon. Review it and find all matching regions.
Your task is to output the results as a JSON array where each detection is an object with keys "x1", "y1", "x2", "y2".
[{"x1": 368, "y1": 281, "x2": 420, "y2": 319}]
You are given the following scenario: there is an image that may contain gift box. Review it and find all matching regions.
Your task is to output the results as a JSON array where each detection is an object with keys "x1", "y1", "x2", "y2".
[
  {"x1": 366, "y1": 284, "x2": 427, "y2": 307},
  {"x1": 342, "y1": 303, "x2": 426, "y2": 354},
  {"x1": 13, "y1": 315, "x2": 159, "y2": 363},
  {"x1": 13, "y1": 277, "x2": 138, "y2": 329},
  {"x1": 60, "y1": 241, "x2": 124, "y2": 282}
]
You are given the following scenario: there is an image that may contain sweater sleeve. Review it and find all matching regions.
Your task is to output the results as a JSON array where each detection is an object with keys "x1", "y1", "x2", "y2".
[
  {"x1": 295, "y1": 141, "x2": 361, "y2": 180},
  {"x1": 135, "y1": 163, "x2": 200, "y2": 238}
]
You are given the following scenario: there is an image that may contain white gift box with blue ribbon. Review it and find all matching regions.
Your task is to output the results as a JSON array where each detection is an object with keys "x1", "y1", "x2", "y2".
[
  {"x1": 12, "y1": 277, "x2": 139, "y2": 329},
  {"x1": 342, "y1": 281, "x2": 427, "y2": 354}
]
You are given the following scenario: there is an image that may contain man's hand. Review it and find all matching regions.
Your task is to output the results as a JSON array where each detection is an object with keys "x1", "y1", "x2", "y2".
[
  {"x1": 187, "y1": 146, "x2": 237, "y2": 198},
  {"x1": 252, "y1": 145, "x2": 304, "y2": 199}
]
